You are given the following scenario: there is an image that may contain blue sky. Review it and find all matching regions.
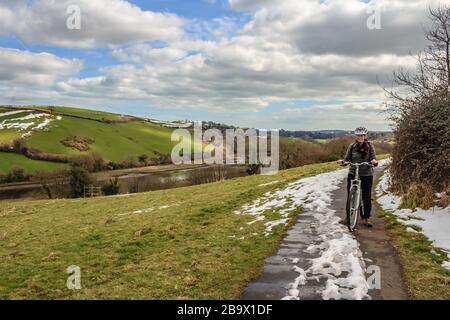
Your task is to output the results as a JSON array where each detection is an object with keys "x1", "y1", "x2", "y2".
[
  {"x1": 131, "y1": 0, "x2": 238, "y2": 19},
  {"x1": 0, "y1": 0, "x2": 434, "y2": 130}
]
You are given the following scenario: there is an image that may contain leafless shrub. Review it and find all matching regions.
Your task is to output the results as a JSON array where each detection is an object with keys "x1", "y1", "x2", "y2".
[
  {"x1": 384, "y1": 5, "x2": 450, "y2": 205},
  {"x1": 61, "y1": 136, "x2": 95, "y2": 151}
]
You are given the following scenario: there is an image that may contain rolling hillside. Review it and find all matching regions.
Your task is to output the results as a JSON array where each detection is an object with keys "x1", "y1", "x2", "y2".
[{"x1": 0, "y1": 106, "x2": 182, "y2": 174}]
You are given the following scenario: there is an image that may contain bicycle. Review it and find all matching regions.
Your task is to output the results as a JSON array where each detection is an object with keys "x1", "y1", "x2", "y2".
[{"x1": 340, "y1": 162, "x2": 375, "y2": 232}]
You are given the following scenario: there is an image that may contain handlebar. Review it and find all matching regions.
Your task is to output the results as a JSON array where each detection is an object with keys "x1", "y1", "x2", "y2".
[{"x1": 340, "y1": 161, "x2": 377, "y2": 167}]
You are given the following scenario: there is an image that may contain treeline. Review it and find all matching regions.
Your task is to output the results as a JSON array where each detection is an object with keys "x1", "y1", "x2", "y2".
[
  {"x1": 280, "y1": 130, "x2": 393, "y2": 140},
  {"x1": 279, "y1": 137, "x2": 392, "y2": 170},
  {"x1": 0, "y1": 165, "x2": 122, "y2": 199},
  {"x1": 280, "y1": 130, "x2": 350, "y2": 140}
]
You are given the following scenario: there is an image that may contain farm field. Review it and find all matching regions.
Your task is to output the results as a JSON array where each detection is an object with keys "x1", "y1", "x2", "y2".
[{"x1": 0, "y1": 106, "x2": 180, "y2": 174}]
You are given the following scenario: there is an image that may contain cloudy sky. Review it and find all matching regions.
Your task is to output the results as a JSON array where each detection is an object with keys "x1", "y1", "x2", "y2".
[{"x1": 0, "y1": 0, "x2": 441, "y2": 130}]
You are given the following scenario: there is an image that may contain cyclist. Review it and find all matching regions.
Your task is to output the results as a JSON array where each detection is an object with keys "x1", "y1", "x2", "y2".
[{"x1": 337, "y1": 127, "x2": 378, "y2": 228}]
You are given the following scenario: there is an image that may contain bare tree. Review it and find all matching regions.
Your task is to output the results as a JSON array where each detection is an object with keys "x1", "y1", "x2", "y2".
[
  {"x1": 386, "y1": 6, "x2": 449, "y2": 102},
  {"x1": 384, "y1": 5, "x2": 450, "y2": 205},
  {"x1": 427, "y1": 6, "x2": 450, "y2": 88}
]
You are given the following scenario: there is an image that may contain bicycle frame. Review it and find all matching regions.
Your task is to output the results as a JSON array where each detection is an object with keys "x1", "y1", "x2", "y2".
[{"x1": 343, "y1": 162, "x2": 372, "y2": 232}]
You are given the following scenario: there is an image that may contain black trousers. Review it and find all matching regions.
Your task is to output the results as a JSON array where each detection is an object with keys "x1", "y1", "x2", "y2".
[{"x1": 347, "y1": 174, "x2": 373, "y2": 219}]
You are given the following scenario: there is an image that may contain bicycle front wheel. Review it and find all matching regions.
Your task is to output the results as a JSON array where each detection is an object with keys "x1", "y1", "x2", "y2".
[{"x1": 346, "y1": 186, "x2": 359, "y2": 232}]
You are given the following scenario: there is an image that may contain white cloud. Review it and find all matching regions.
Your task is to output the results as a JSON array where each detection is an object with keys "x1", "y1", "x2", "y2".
[
  {"x1": 269, "y1": 102, "x2": 392, "y2": 130},
  {"x1": 51, "y1": 0, "x2": 427, "y2": 114},
  {"x1": 234, "y1": 0, "x2": 439, "y2": 56},
  {"x1": 0, "y1": 48, "x2": 82, "y2": 87},
  {"x1": 0, "y1": 0, "x2": 440, "y2": 129},
  {"x1": 228, "y1": 0, "x2": 273, "y2": 11},
  {"x1": 55, "y1": 37, "x2": 415, "y2": 112},
  {"x1": 0, "y1": 0, "x2": 185, "y2": 48},
  {"x1": 112, "y1": 44, "x2": 187, "y2": 66}
]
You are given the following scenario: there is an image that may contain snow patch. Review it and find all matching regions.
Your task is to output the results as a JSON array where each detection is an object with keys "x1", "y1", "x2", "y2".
[
  {"x1": 119, "y1": 203, "x2": 178, "y2": 216},
  {"x1": 149, "y1": 119, "x2": 192, "y2": 128},
  {"x1": 0, "y1": 112, "x2": 61, "y2": 138},
  {"x1": 0, "y1": 122, "x2": 35, "y2": 130},
  {"x1": 34, "y1": 118, "x2": 53, "y2": 130},
  {"x1": 0, "y1": 110, "x2": 32, "y2": 118},
  {"x1": 406, "y1": 227, "x2": 418, "y2": 233},
  {"x1": 133, "y1": 208, "x2": 154, "y2": 214},
  {"x1": 377, "y1": 171, "x2": 450, "y2": 270},
  {"x1": 9, "y1": 113, "x2": 50, "y2": 122},
  {"x1": 258, "y1": 181, "x2": 279, "y2": 187},
  {"x1": 288, "y1": 267, "x2": 308, "y2": 298}
]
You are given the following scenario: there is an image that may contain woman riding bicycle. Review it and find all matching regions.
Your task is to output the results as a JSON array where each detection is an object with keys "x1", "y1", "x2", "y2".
[{"x1": 338, "y1": 127, "x2": 378, "y2": 228}]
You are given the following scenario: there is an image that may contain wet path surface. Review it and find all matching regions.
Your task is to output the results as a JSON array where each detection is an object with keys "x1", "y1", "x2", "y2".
[
  {"x1": 241, "y1": 167, "x2": 408, "y2": 300},
  {"x1": 241, "y1": 212, "x2": 326, "y2": 300}
]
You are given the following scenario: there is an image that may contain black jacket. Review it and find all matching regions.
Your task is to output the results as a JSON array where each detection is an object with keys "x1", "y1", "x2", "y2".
[{"x1": 344, "y1": 142, "x2": 377, "y2": 176}]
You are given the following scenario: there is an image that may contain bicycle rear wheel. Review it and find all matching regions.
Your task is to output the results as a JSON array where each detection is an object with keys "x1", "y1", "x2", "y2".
[
  {"x1": 359, "y1": 199, "x2": 365, "y2": 219},
  {"x1": 346, "y1": 186, "x2": 359, "y2": 232}
]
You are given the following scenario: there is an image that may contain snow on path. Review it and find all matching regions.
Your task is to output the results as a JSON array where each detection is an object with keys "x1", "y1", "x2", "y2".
[
  {"x1": 236, "y1": 170, "x2": 374, "y2": 300},
  {"x1": 235, "y1": 168, "x2": 353, "y2": 235},
  {"x1": 238, "y1": 159, "x2": 392, "y2": 300},
  {"x1": 281, "y1": 169, "x2": 369, "y2": 300},
  {"x1": 235, "y1": 159, "x2": 391, "y2": 236},
  {"x1": 376, "y1": 171, "x2": 450, "y2": 270}
]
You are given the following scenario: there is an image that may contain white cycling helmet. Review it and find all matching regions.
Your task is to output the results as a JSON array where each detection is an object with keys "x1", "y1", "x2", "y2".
[{"x1": 355, "y1": 127, "x2": 368, "y2": 135}]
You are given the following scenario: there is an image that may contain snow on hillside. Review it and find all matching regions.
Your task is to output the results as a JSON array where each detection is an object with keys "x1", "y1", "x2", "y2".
[
  {"x1": 148, "y1": 119, "x2": 193, "y2": 128},
  {"x1": 0, "y1": 110, "x2": 32, "y2": 118},
  {"x1": 0, "y1": 110, "x2": 62, "y2": 138},
  {"x1": 376, "y1": 171, "x2": 450, "y2": 270}
]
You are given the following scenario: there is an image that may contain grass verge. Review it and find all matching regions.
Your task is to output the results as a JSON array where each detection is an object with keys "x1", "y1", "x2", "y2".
[{"x1": 374, "y1": 171, "x2": 450, "y2": 300}]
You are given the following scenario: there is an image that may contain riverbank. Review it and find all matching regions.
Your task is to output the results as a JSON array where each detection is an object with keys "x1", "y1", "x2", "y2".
[{"x1": 0, "y1": 164, "x2": 248, "y2": 200}]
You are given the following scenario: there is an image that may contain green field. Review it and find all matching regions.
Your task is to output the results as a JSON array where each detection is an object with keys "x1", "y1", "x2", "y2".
[
  {"x1": 0, "y1": 153, "x2": 67, "y2": 175},
  {"x1": 0, "y1": 106, "x2": 180, "y2": 174},
  {"x1": 0, "y1": 129, "x2": 22, "y2": 144},
  {"x1": 26, "y1": 116, "x2": 176, "y2": 161},
  {"x1": 0, "y1": 161, "x2": 339, "y2": 299}
]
